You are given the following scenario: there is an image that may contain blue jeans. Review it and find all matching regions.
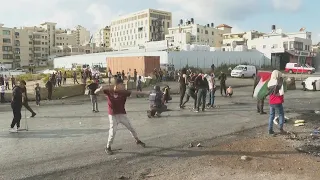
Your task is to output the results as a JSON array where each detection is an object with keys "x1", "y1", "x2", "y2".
[
  {"x1": 268, "y1": 104, "x2": 284, "y2": 132},
  {"x1": 208, "y1": 90, "x2": 215, "y2": 106}
]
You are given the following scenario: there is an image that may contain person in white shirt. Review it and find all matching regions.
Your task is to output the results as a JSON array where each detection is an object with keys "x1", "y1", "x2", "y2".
[
  {"x1": 0, "y1": 83, "x2": 5, "y2": 103},
  {"x1": 206, "y1": 73, "x2": 216, "y2": 108},
  {"x1": 4, "y1": 75, "x2": 10, "y2": 90}
]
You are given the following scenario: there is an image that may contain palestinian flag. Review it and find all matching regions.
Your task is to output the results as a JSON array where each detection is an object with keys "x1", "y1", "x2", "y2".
[{"x1": 253, "y1": 71, "x2": 272, "y2": 100}]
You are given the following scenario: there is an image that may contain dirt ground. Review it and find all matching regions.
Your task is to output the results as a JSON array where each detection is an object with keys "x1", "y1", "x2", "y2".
[
  {"x1": 140, "y1": 127, "x2": 320, "y2": 180},
  {"x1": 104, "y1": 119, "x2": 320, "y2": 180}
]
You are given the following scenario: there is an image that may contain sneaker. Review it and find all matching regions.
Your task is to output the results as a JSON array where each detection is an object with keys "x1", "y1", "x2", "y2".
[
  {"x1": 105, "y1": 147, "x2": 113, "y2": 155},
  {"x1": 194, "y1": 110, "x2": 199, "y2": 113},
  {"x1": 95, "y1": 110, "x2": 99, "y2": 113},
  {"x1": 30, "y1": 113, "x2": 36, "y2": 118},
  {"x1": 269, "y1": 130, "x2": 275, "y2": 135},
  {"x1": 9, "y1": 128, "x2": 18, "y2": 133},
  {"x1": 136, "y1": 140, "x2": 146, "y2": 148},
  {"x1": 92, "y1": 110, "x2": 96, "y2": 113},
  {"x1": 260, "y1": 112, "x2": 267, "y2": 115}
]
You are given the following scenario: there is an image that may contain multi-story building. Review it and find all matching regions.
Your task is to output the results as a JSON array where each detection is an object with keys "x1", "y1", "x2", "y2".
[
  {"x1": 165, "y1": 19, "x2": 232, "y2": 49},
  {"x1": 222, "y1": 26, "x2": 316, "y2": 69},
  {"x1": 110, "y1": 8, "x2": 172, "y2": 50},
  {"x1": 0, "y1": 24, "x2": 30, "y2": 68},
  {"x1": 93, "y1": 26, "x2": 111, "y2": 48},
  {"x1": 74, "y1": 25, "x2": 91, "y2": 46}
]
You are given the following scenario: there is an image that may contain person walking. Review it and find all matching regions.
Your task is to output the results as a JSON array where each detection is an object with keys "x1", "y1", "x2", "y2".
[
  {"x1": 87, "y1": 80, "x2": 99, "y2": 112},
  {"x1": 206, "y1": 73, "x2": 216, "y2": 108},
  {"x1": 181, "y1": 72, "x2": 197, "y2": 109},
  {"x1": 20, "y1": 80, "x2": 36, "y2": 118},
  {"x1": 194, "y1": 73, "x2": 208, "y2": 112},
  {"x1": 0, "y1": 75, "x2": 4, "y2": 86},
  {"x1": 0, "y1": 82, "x2": 5, "y2": 103},
  {"x1": 34, "y1": 83, "x2": 41, "y2": 106},
  {"x1": 218, "y1": 71, "x2": 227, "y2": 96},
  {"x1": 63, "y1": 71, "x2": 67, "y2": 85},
  {"x1": 178, "y1": 68, "x2": 187, "y2": 108},
  {"x1": 133, "y1": 69, "x2": 137, "y2": 82},
  {"x1": 45, "y1": 79, "x2": 53, "y2": 100},
  {"x1": 11, "y1": 75, "x2": 16, "y2": 89},
  {"x1": 57, "y1": 71, "x2": 62, "y2": 87},
  {"x1": 265, "y1": 70, "x2": 286, "y2": 135},
  {"x1": 108, "y1": 70, "x2": 112, "y2": 85},
  {"x1": 95, "y1": 79, "x2": 146, "y2": 155},
  {"x1": 9, "y1": 81, "x2": 24, "y2": 133},
  {"x1": 253, "y1": 70, "x2": 266, "y2": 114},
  {"x1": 73, "y1": 71, "x2": 79, "y2": 84},
  {"x1": 4, "y1": 75, "x2": 10, "y2": 90}
]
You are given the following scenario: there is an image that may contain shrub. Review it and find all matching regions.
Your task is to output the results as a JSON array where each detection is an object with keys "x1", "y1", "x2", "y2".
[{"x1": 16, "y1": 74, "x2": 44, "y2": 82}]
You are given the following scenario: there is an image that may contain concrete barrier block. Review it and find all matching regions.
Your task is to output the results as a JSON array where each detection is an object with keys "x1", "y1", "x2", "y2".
[{"x1": 286, "y1": 77, "x2": 296, "y2": 90}]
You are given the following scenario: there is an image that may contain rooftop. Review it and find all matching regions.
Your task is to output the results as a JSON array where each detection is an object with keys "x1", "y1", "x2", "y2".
[{"x1": 216, "y1": 24, "x2": 233, "y2": 28}]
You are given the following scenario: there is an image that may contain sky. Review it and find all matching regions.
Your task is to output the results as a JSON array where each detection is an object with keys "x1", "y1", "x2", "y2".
[{"x1": 0, "y1": 0, "x2": 319, "y2": 43}]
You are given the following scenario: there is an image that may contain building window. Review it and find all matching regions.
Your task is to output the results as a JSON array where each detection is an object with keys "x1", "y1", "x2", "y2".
[
  {"x1": 3, "y1": 30, "x2": 11, "y2": 35},
  {"x1": 3, "y1": 54, "x2": 13, "y2": 59},
  {"x1": 197, "y1": 28, "x2": 199, "y2": 33},
  {"x1": 2, "y1": 46, "x2": 12, "y2": 51},
  {"x1": 305, "y1": 45, "x2": 308, "y2": 50},
  {"x1": 205, "y1": 30, "x2": 208, "y2": 34},
  {"x1": 167, "y1": 22, "x2": 170, "y2": 28},
  {"x1": 263, "y1": 45, "x2": 266, "y2": 49},
  {"x1": 251, "y1": 45, "x2": 256, "y2": 49},
  {"x1": 3, "y1": 38, "x2": 11, "y2": 43}
]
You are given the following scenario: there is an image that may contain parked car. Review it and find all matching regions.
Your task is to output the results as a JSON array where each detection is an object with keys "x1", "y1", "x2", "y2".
[
  {"x1": 11, "y1": 68, "x2": 26, "y2": 72},
  {"x1": 231, "y1": 65, "x2": 256, "y2": 78},
  {"x1": 301, "y1": 77, "x2": 320, "y2": 91},
  {"x1": 285, "y1": 63, "x2": 315, "y2": 74}
]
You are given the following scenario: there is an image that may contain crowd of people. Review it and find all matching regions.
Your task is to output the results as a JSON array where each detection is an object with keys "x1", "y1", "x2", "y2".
[{"x1": 5, "y1": 64, "x2": 287, "y2": 154}]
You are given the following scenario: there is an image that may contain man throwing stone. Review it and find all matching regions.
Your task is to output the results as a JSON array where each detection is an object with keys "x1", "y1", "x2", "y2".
[{"x1": 95, "y1": 79, "x2": 146, "y2": 155}]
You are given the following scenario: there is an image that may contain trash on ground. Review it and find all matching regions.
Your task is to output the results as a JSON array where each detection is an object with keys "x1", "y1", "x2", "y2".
[
  {"x1": 197, "y1": 143, "x2": 202, "y2": 147},
  {"x1": 295, "y1": 120, "x2": 305, "y2": 124},
  {"x1": 294, "y1": 123, "x2": 305, "y2": 127},
  {"x1": 315, "y1": 110, "x2": 320, "y2": 114},
  {"x1": 188, "y1": 143, "x2": 194, "y2": 148},
  {"x1": 240, "y1": 155, "x2": 251, "y2": 161}
]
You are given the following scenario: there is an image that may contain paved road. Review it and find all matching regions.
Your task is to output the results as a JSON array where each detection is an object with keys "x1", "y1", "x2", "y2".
[{"x1": 0, "y1": 87, "x2": 318, "y2": 179}]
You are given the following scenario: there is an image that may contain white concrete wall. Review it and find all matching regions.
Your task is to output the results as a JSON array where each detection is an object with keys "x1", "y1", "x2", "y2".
[
  {"x1": 54, "y1": 50, "x2": 269, "y2": 70},
  {"x1": 167, "y1": 51, "x2": 268, "y2": 69}
]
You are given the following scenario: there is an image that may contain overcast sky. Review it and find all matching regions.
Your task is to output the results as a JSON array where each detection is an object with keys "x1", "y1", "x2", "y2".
[{"x1": 1, "y1": 0, "x2": 319, "y2": 42}]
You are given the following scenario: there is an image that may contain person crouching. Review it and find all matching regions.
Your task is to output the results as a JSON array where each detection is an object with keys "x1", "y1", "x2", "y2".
[
  {"x1": 226, "y1": 86, "x2": 233, "y2": 97},
  {"x1": 148, "y1": 86, "x2": 167, "y2": 118},
  {"x1": 163, "y1": 85, "x2": 172, "y2": 103}
]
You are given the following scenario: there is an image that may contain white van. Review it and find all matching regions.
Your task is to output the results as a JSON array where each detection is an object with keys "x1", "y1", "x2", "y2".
[{"x1": 231, "y1": 65, "x2": 256, "y2": 78}]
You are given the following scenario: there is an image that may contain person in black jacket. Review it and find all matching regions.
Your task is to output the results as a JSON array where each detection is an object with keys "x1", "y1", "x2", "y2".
[
  {"x1": 194, "y1": 73, "x2": 208, "y2": 112},
  {"x1": 218, "y1": 71, "x2": 227, "y2": 96},
  {"x1": 20, "y1": 80, "x2": 36, "y2": 118},
  {"x1": 45, "y1": 79, "x2": 53, "y2": 100},
  {"x1": 10, "y1": 81, "x2": 24, "y2": 132}
]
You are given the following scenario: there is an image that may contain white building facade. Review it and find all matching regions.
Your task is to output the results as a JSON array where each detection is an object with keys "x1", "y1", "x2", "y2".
[
  {"x1": 110, "y1": 9, "x2": 172, "y2": 50},
  {"x1": 165, "y1": 20, "x2": 232, "y2": 49},
  {"x1": 222, "y1": 26, "x2": 315, "y2": 69}
]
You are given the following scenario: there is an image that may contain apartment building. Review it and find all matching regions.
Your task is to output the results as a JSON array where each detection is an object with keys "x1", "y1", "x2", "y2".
[
  {"x1": 222, "y1": 26, "x2": 316, "y2": 69},
  {"x1": 165, "y1": 19, "x2": 232, "y2": 49},
  {"x1": 0, "y1": 24, "x2": 30, "y2": 68},
  {"x1": 110, "y1": 8, "x2": 172, "y2": 50},
  {"x1": 93, "y1": 26, "x2": 111, "y2": 48},
  {"x1": 0, "y1": 22, "x2": 92, "y2": 68}
]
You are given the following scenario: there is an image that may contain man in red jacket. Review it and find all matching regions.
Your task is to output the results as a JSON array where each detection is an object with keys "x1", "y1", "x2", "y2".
[{"x1": 95, "y1": 79, "x2": 147, "y2": 155}]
